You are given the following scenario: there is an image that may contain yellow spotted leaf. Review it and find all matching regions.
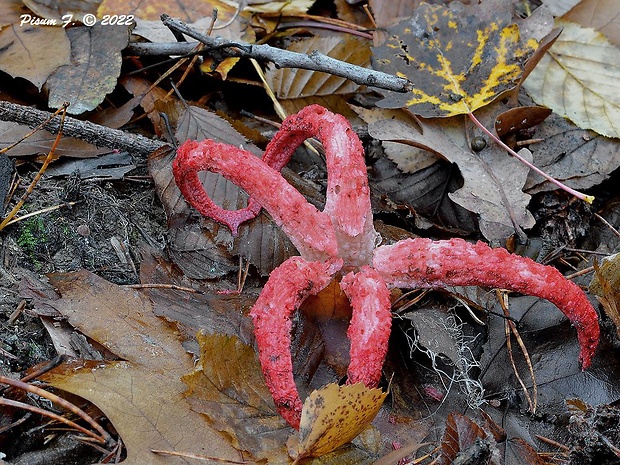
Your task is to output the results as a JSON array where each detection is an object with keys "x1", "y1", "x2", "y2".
[
  {"x1": 523, "y1": 20, "x2": 620, "y2": 139},
  {"x1": 293, "y1": 383, "x2": 387, "y2": 460},
  {"x1": 372, "y1": 2, "x2": 538, "y2": 116}
]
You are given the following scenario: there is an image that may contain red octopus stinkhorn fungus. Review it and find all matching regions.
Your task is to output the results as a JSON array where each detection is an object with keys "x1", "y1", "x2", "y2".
[{"x1": 173, "y1": 105, "x2": 600, "y2": 430}]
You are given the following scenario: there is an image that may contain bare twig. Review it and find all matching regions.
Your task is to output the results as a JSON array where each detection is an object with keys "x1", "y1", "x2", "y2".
[
  {"x1": 0, "y1": 101, "x2": 167, "y2": 156},
  {"x1": 158, "y1": 14, "x2": 413, "y2": 93}
]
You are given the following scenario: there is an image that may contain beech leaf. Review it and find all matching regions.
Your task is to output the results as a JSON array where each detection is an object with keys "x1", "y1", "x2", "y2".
[
  {"x1": 372, "y1": 1, "x2": 538, "y2": 116},
  {"x1": 523, "y1": 20, "x2": 620, "y2": 138},
  {"x1": 293, "y1": 383, "x2": 387, "y2": 460},
  {"x1": 266, "y1": 36, "x2": 370, "y2": 100}
]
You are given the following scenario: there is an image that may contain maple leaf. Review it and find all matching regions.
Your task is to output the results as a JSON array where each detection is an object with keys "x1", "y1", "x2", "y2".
[{"x1": 371, "y1": 1, "x2": 538, "y2": 117}]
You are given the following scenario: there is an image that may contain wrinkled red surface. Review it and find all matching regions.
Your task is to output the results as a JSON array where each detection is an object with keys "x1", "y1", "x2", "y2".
[
  {"x1": 173, "y1": 105, "x2": 600, "y2": 429},
  {"x1": 372, "y1": 238, "x2": 599, "y2": 368}
]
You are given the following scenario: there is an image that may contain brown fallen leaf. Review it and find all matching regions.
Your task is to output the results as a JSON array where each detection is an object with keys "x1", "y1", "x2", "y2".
[
  {"x1": 46, "y1": 24, "x2": 130, "y2": 114},
  {"x1": 364, "y1": 107, "x2": 535, "y2": 241},
  {"x1": 562, "y1": 0, "x2": 620, "y2": 48},
  {"x1": 292, "y1": 383, "x2": 387, "y2": 461},
  {"x1": 182, "y1": 332, "x2": 291, "y2": 462},
  {"x1": 435, "y1": 413, "x2": 493, "y2": 465},
  {"x1": 0, "y1": 25, "x2": 71, "y2": 90},
  {"x1": 35, "y1": 270, "x2": 243, "y2": 465},
  {"x1": 150, "y1": 106, "x2": 296, "y2": 278},
  {"x1": 266, "y1": 36, "x2": 370, "y2": 100}
]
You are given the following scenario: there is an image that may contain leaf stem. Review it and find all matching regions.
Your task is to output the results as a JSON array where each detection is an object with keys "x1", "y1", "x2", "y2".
[{"x1": 467, "y1": 112, "x2": 594, "y2": 204}]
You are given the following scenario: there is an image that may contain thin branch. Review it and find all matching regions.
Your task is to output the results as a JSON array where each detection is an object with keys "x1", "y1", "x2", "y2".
[
  {"x1": 158, "y1": 14, "x2": 413, "y2": 93},
  {"x1": 0, "y1": 101, "x2": 168, "y2": 157}
]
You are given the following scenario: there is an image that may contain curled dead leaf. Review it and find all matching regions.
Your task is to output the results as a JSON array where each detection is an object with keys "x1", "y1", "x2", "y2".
[{"x1": 292, "y1": 383, "x2": 387, "y2": 461}]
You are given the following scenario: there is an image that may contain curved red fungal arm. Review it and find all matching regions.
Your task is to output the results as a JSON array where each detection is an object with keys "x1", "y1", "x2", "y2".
[
  {"x1": 173, "y1": 139, "x2": 338, "y2": 261},
  {"x1": 261, "y1": 105, "x2": 377, "y2": 266},
  {"x1": 172, "y1": 140, "x2": 261, "y2": 235},
  {"x1": 340, "y1": 266, "x2": 392, "y2": 387},
  {"x1": 372, "y1": 238, "x2": 599, "y2": 368},
  {"x1": 249, "y1": 256, "x2": 342, "y2": 429}
]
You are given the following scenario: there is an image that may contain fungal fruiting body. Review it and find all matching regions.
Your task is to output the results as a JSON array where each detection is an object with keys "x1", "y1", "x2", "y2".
[{"x1": 173, "y1": 105, "x2": 599, "y2": 429}]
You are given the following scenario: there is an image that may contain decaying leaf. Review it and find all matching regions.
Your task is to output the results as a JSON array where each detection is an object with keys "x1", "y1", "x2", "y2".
[
  {"x1": 435, "y1": 413, "x2": 492, "y2": 465},
  {"x1": 365, "y1": 108, "x2": 535, "y2": 241},
  {"x1": 0, "y1": 25, "x2": 71, "y2": 90},
  {"x1": 293, "y1": 383, "x2": 387, "y2": 460},
  {"x1": 523, "y1": 20, "x2": 620, "y2": 138},
  {"x1": 372, "y1": 1, "x2": 538, "y2": 116},
  {"x1": 46, "y1": 24, "x2": 130, "y2": 114},
  {"x1": 34, "y1": 270, "x2": 242, "y2": 465},
  {"x1": 523, "y1": 110, "x2": 620, "y2": 194},
  {"x1": 182, "y1": 333, "x2": 291, "y2": 462},
  {"x1": 149, "y1": 106, "x2": 296, "y2": 278}
]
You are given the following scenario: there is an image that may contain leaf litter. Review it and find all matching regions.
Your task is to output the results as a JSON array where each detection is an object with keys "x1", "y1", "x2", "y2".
[{"x1": 3, "y1": 0, "x2": 617, "y2": 463}]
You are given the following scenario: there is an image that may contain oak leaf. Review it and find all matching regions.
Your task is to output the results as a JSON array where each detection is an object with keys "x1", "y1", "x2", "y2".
[{"x1": 372, "y1": 1, "x2": 538, "y2": 117}]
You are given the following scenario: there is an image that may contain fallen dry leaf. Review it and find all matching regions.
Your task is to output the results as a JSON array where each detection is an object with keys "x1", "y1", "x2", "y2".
[
  {"x1": 0, "y1": 121, "x2": 108, "y2": 158},
  {"x1": 46, "y1": 24, "x2": 130, "y2": 114},
  {"x1": 35, "y1": 270, "x2": 242, "y2": 465},
  {"x1": 365, "y1": 108, "x2": 535, "y2": 241},
  {"x1": 22, "y1": 0, "x2": 100, "y2": 23},
  {"x1": 372, "y1": 1, "x2": 539, "y2": 116},
  {"x1": 541, "y1": 0, "x2": 580, "y2": 17},
  {"x1": 523, "y1": 110, "x2": 620, "y2": 194},
  {"x1": 562, "y1": 0, "x2": 620, "y2": 48},
  {"x1": 266, "y1": 35, "x2": 370, "y2": 100},
  {"x1": 369, "y1": 0, "x2": 420, "y2": 28},
  {"x1": 435, "y1": 413, "x2": 491, "y2": 465},
  {"x1": 0, "y1": 25, "x2": 71, "y2": 90},
  {"x1": 523, "y1": 20, "x2": 620, "y2": 138},
  {"x1": 293, "y1": 383, "x2": 387, "y2": 461}
]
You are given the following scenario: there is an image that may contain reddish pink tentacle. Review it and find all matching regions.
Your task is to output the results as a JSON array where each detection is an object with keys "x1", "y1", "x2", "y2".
[
  {"x1": 340, "y1": 266, "x2": 392, "y2": 387},
  {"x1": 172, "y1": 140, "x2": 262, "y2": 235},
  {"x1": 372, "y1": 238, "x2": 599, "y2": 368},
  {"x1": 173, "y1": 139, "x2": 338, "y2": 261},
  {"x1": 262, "y1": 105, "x2": 377, "y2": 266},
  {"x1": 249, "y1": 256, "x2": 343, "y2": 430}
]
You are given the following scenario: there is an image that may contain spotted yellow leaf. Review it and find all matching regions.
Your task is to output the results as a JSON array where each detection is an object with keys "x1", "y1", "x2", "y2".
[
  {"x1": 293, "y1": 382, "x2": 387, "y2": 460},
  {"x1": 372, "y1": 2, "x2": 538, "y2": 117}
]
